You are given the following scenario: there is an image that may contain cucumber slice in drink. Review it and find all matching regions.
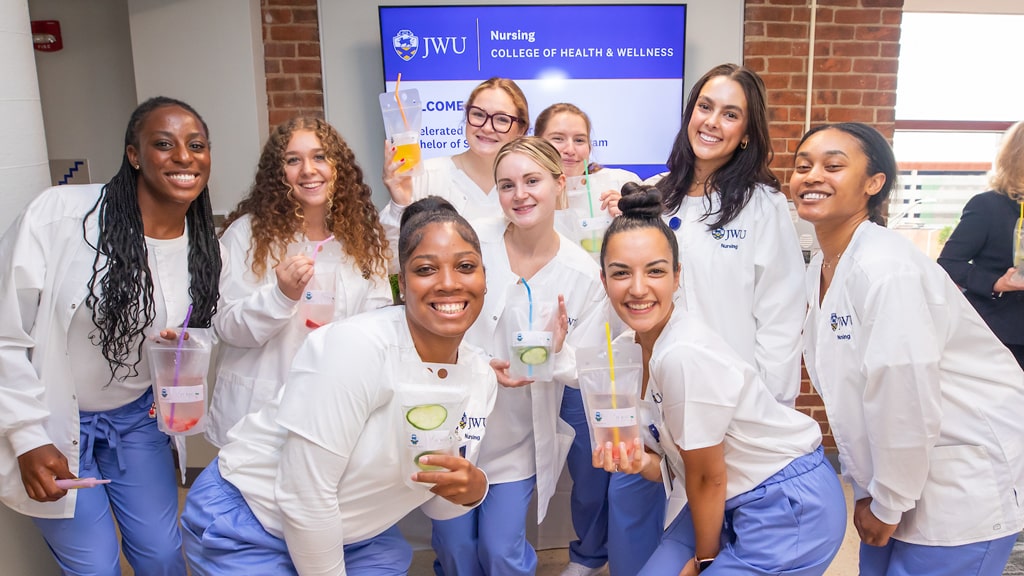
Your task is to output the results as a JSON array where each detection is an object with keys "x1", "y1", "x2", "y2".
[
  {"x1": 415, "y1": 451, "x2": 446, "y2": 472},
  {"x1": 406, "y1": 404, "x2": 447, "y2": 431},
  {"x1": 519, "y1": 346, "x2": 549, "y2": 365}
]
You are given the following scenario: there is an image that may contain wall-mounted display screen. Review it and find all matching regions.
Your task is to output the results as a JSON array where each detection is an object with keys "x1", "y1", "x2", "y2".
[{"x1": 379, "y1": 4, "x2": 687, "y2": 178}]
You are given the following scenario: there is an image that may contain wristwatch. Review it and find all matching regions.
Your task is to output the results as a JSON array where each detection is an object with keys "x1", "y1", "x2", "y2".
[{"x1": 694, "y1": 556, "x2": 715, "y2": 573}]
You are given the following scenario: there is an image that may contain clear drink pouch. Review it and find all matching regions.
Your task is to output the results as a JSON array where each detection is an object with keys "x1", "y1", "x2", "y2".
[
  {"x1": 286, "y1": 240, "x2": 341, "y2": 330},
  {"x1": 506, "y1": 287, "x2": 556, "y2": 382},
  {"x1": 577, "y1": 341, "x2": 643, "y2": 459},
  {"x1": 379, "y1": 88, "x2": 423, "y2": 176},
  {"x1": 146, "y1": 328, "x2": 213, "y2": 436},
  {"x1": 396, "y1": 358, "x2": 474, "y2": 489},
  {"x1": 565, "y1": 176, "x2": 612, "y2": 255}
]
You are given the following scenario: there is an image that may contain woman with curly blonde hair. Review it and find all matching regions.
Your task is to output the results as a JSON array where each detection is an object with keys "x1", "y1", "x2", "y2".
[
  {"x1": 207, "y1": 116, "x2": 392, "y2": 447},
  {"x1": 939, "y1": 120, "x2": 1024, "y2": 369}
]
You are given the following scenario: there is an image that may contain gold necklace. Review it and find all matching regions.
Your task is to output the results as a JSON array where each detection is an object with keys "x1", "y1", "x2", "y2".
[{"x1": 822, "y1": 251, "x2": 843, "y2": 271}]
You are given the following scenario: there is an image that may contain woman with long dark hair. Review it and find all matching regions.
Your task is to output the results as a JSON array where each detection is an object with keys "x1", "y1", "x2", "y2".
[
  {"x1": 0, "y1": 96, "x2": 220, "y2": 574},
  {"x1": 652, "y1": 63, "x2": 805, "y2": 407}
]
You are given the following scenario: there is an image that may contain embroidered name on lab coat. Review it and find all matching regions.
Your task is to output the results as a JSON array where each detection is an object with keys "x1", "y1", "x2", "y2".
[
  {"x1": 830, "y1": 312, "x2": 853, "y2": 341},
  {"x1": 711, "y1": 227, "x2": 747, "y2": 250}
]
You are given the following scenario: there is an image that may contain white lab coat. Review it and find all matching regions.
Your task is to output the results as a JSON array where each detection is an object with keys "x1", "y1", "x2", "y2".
[
  {"x1": 0, "y1": 185, "x2": 112, "y2": 517},
  {"x1": 803, "y1": 221, "x2": 1024, "y2": 546},
  {"x1": 467, "y1": 219, "x2": 607, "y2": 522},
  {"x1": 208, "y1": 214, "x2": 391, "y2": 447},
  {"x1": 379, "y1": 156, "x2": 501, "y2": 269},
  {"x1": 658, "y1": 182, "x2": 804, "y2": 406},
  {"x1": 219, "y1": 306, "x2": 497, "y2": 557}
]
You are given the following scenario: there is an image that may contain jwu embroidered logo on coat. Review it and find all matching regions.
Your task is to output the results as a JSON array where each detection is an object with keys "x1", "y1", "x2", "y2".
[
  {"x1": 829, "y1": 312, "x2": 853, "y2": 341},
  {"x1": 459, "y1": 411, "x2": 487, "y2": 442},
  {"x1": 711, "y1": 227, "x2": 748, "y2": 250}
]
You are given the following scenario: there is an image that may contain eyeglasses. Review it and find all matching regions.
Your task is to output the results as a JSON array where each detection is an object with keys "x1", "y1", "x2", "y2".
[{"x1": 466, "y1": 106, "x2": 521, "y2": 134}]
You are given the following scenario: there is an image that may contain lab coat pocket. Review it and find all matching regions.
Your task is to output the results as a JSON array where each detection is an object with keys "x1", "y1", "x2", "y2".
[
  {"x1": 899, "y1": 444, "x2": 1003, "y2": 545},
  {"x1": 207, "y1": 371, "x2": 278, "y2": 447}
]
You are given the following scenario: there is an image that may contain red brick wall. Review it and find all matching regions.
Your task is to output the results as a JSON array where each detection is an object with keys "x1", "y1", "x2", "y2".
[
  {"x1": 745, "y1": 0, "x2": 904, "y2": 448},
  {"x1": 261, "y1": 0, "x2": 324, "y2": 127}
]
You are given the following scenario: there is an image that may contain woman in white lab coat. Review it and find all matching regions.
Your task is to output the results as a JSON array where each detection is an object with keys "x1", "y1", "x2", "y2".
[
  {"x1": 791, "y1": 122, "x2": 1024, "y2": 575},
  {"x1": 380, "y1": 77, "x2": 530, "y2": 254},
  {"x1": 535, "y1": 102, "x2": 660, "y2": 576},
  {"x1": 208, "y1": 117, "x2": 390, "y2": 447},
  {"x1": 181, "y1": 197, "x2": 495, "y2": 574},
  {"x1": 429, "y1": 137, "x2": 606, "y2": 576},
  {"x1": 651, "y1": 63, "x2": 804, "y2": 406},
  {"x1": 594, "y1": 184, "x2": 846, "y2": 575}
]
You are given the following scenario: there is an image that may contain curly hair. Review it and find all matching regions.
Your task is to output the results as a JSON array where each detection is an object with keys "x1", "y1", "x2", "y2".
[
  {"x1": 221, "y1": 116, "x2": 390, "y2": 280},
  {"x1": 83, "y1": 96, "x2": 221, "y2": 382}
]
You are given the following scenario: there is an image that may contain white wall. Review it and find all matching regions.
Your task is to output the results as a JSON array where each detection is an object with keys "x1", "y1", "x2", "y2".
[
  {"x1": 128, "y1": 0, "x2": 269, "y2": 216},
  {"x1": 29, "y1": 0, "x2": 137, "y2": 185},
  {"x1": 318, "y1": 0, "x2": 745, "y2": 208}
]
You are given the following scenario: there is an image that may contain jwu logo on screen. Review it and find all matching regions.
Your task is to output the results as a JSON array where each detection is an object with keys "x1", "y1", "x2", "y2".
[{"x1": 393, "y1": 28, "x2": 467, "y2": 61}]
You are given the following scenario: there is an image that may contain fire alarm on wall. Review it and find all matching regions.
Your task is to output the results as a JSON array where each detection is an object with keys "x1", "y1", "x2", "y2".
[{"x1": 31, "y1": 20, "x2": 62, "y2": 52}]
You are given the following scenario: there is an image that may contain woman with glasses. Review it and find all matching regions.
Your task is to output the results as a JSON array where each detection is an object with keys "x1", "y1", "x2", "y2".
[{"x1": 380, "y1": 77, "x2": 530, "y2": 254}]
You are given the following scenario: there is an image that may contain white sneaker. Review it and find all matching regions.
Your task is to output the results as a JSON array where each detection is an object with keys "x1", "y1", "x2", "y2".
[{"x1": 559, "y1": 562, "x2": 606, "y2": 576}]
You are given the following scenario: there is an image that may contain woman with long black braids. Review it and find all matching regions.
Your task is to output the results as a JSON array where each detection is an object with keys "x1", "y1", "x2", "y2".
[{"x1": 0, "y1": 96, "x2": 220, "y2": 575}]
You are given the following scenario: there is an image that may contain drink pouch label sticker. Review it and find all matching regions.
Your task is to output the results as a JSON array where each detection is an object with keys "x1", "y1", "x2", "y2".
[
  {"x1": 159, "y1": 384, "x2": 204, "y2": 403},
  {"x1": 513, "y1": 331, "x2": 552, "y2": 347},
  {"x1": 579, "y1": 216, "x2": 613, "y2": 231},
  {"x1": 590, "y1": 407, "x2": 638, "y2": 428},
  {"x1": 406, "y1": 429, "x2": 454, "y2": 450},
  {"x1": 303, "y1": 289, "x2": 334, "y2": 306}
]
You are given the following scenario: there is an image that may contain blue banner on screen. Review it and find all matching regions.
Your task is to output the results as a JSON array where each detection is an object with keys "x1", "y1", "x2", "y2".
[{"x1": 379, "y1": 4, "x2": 687, "y2": 179}]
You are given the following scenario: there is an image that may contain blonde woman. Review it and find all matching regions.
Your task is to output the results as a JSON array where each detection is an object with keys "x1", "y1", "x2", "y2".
[{"x1": 938, "y1": 120, "x2": 1024, "y2": 369}]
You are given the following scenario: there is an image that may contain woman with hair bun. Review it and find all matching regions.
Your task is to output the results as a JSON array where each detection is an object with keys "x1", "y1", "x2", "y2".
[
  {"x1": 208, "y1": 116, "x2": 391, "y2": 447},
  {"x1": 593, "y1": 182, "x2": 846, "y2": 575}
]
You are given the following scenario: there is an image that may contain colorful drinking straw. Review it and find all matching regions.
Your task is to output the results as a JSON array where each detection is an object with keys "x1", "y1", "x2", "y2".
[
  {"x1": 604, "y1": 322, "x2": 621, "y2": 449},
  {"x1": 521, "y1": 277, "x2": 534, "y2": 378},
  {"x1": 170, "y1": 304, "x2": 194, "y2": 429}
]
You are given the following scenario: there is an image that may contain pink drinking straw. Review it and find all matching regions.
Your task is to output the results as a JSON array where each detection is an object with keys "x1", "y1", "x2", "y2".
[
  {"x1": 170, "y1": 304, "x2": 194, "y2": 427},
  {"x1": 311, "y1": 235, "x2": 335, "y2": 265}
]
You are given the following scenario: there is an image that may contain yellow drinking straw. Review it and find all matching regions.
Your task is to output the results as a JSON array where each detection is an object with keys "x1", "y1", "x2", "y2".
[
  {"x1": 605, "y1": 322, "x2": 621, "y2": 448},
  {"x1": 394, "y1": 73, "x2": 410, "y2": 131}
]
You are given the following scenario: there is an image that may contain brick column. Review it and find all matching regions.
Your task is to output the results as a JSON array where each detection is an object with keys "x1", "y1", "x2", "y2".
[
  {"x1": 261, "y1": 0, "x2": 324, "y2": 127},
  {"x1": 744, "y1": 0, "x2": 904, "y2": 449}
]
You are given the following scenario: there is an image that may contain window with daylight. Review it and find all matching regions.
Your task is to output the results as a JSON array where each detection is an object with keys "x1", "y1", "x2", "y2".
[{"x1": 892, "y1": 5, "x2": 1024, "y2": 257}]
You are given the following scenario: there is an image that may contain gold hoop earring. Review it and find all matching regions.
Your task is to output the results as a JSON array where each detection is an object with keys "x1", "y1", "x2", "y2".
[{"x1": 739, "y1": 140, "x2": 748, "y2": 150}]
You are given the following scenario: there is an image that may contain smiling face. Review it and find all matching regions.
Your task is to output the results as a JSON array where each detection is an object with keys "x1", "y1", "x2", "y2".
[
  {"x1": 496, "y1": 151, "x2": 564, "y2": 232},
  {"x1": 283, "y1": 130, "x2": 335, "y2": 214},
  {"x1": 127, "y1": 105, "x2": 211, "y2": 209},
  {"x1": 687, "y1": 75, "x2": 749, "y2": 176},
  {"x1": 539, "y1": 111, "x2": 591, "y2": 178},
  {"x1": 400, "y1": 221, "x2": 486, "y2": 362},
  {"x1": 465, "y1": 88, "x2": 524, "y2": 157},
  {"x1": 790, "y1": 128, "x2": 886, "y2": 230},
  {"x1": 601, "y1": 227, "x2": 680, "y2": 340}
]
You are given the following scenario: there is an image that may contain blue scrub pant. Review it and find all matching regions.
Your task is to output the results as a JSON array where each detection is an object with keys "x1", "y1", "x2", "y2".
[
  {"x1": 639, "y1": 446, "x2": 846, "y2": 575},
  {"x1": 181, "y1": 459, "x2": 411, "y2": 575},
  {"x1": 32, "y1": 389, "x2": 186, "y2": 576},
  {"x1": 859, "y1": 532, "x2": 1018, "y2": 576},
  {"x1": 431, "y1": 476, "x2": 536, "y2": 576},
  {"x1": 561, "y1": 386, "x2": 611, "y2": 568},
  {"x1": 607, "y1": 471, "x2": 667, "y2": 576}
]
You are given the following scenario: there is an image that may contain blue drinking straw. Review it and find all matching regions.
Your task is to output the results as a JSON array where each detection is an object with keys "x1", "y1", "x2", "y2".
[{"x1": 520, "y1": 278, "x2": 533, "y2": 377}]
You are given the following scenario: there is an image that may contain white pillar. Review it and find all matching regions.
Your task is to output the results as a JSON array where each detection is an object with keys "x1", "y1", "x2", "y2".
[
  {"x1": 0, "y1": 3, "x2": 58, "y2": 572},
  {"x1": 0, "y1": 0, "x2": 50, "y2": 232}
]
